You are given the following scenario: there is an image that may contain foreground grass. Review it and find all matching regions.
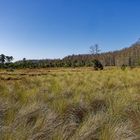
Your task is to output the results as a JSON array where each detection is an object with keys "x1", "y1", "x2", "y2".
[{"x1": 0, "y1": 67, "x2": 140, "y2": 140}]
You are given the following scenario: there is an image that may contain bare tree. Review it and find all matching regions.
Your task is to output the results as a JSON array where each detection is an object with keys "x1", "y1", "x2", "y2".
[{"x1": 90, "y1": 44, "x2": 100, "y2": 55}]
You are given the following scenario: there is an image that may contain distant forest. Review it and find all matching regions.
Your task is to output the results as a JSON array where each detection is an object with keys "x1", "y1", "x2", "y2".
[{"x1": 1, "y1": 41, "x2": 140, "y2": 69}]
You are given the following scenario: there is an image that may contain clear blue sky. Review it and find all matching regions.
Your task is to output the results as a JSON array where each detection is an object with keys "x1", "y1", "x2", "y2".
[{"x1": 0, "y1": 0, "x2": 140, "y2": 60}]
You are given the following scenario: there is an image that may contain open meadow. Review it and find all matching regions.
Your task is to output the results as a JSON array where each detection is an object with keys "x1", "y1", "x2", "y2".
[{"x1": 0, "y1": 67, "x2": 140, "y2": 140}]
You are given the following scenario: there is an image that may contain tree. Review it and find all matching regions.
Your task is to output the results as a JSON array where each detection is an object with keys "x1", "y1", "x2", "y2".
[
  {"x1": 90, "y1": 44, "x2": 101, "y2": 55},
  {"x1": 6, "y1": 56, "x2": 13, "y2": 63},
  {"x1": 0, "y1": 54, "x2": 6, "y2": 64},
  {"x1": 23, "y1": 58, "x2": 26, "y2": 62}
]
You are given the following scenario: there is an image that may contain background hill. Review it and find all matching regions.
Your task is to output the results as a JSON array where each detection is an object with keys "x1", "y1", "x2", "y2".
[{"x1": 63, "y1": 41, "x2": 140, "y2": 67}]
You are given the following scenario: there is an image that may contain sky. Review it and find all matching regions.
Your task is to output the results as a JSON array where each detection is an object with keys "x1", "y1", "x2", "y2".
[{"x1": 1, "y1": 0, "x2": 140, "y2": 60}]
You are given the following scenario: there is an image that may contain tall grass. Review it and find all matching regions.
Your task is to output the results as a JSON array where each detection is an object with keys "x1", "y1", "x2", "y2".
[{"x1": 0, "y1": 68, "x2": 140, "y2": 139}]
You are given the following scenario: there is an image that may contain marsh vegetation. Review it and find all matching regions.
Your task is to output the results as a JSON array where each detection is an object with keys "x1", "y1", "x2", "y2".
[{"x1": 0, "y1": 67, "x2": 140, "y2": 139}]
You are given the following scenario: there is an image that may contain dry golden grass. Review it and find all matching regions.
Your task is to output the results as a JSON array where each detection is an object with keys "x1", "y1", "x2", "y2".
[{"x1": 0, "y1": 67, "x2": 140, "y2": 140}]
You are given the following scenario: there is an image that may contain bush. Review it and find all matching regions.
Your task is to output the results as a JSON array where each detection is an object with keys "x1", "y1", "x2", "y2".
[
  {"x1": 93, "y1": 59, "x2": 103, "y2": 70},
  {"x1": 121, "y1": 64, "x2": 127, "y2": 71}
]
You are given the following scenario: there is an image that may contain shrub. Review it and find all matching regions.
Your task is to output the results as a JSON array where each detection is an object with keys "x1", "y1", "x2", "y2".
[
  {"x1": 121, "y1": 64, "x2": 127, "y2": 71},
  {"x1": 93, "y1": 59, "x2": 103, "y2": 70}
]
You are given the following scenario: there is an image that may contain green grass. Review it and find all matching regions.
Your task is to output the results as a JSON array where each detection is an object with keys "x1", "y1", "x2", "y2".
[{"x1": 0, "y1": 67, "x2": 140, "y2": 140}]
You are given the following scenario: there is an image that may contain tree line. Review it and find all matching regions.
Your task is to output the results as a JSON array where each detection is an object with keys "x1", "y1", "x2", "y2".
[{"x1": 1, "y1": 40, "x2": 140, "y2": 69}]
